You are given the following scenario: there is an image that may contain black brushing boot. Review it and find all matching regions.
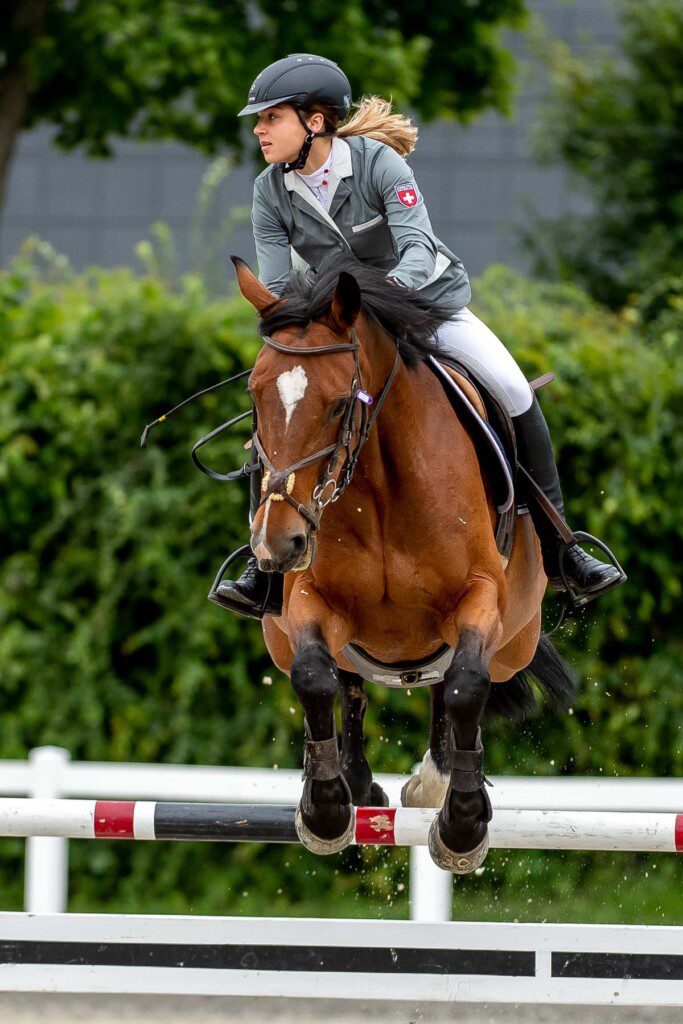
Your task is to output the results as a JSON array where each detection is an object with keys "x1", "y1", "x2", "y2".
[
  {"x1": 208, "y1": 458, "x2": 284, "y2": 620},
  {"x1": 512, "y1": 394, "x2": 626, "y2": 602}
]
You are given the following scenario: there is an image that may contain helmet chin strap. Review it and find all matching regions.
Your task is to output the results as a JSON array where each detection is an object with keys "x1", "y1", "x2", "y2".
[{"x1": 281, "y1": 108, "x2": 335, "y2": 173}]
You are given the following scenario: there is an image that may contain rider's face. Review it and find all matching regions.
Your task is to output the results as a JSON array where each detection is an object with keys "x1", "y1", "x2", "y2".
[{"x1": 252, "y1": 104, "x2": 324, "y2": 164}]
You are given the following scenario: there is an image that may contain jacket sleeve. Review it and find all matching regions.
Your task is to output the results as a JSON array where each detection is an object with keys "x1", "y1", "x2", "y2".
[
  {"x1": 372, "y1": 144, "x2": 438, "y2": 289},
  {"x1": 251, "y1": 181, "x2": 292, "y2": 296}
]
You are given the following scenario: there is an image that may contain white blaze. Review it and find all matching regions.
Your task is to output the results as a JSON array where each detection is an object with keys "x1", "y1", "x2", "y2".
[{"x1": 277, "y1": 365, "x2": 308, "y2": 428}]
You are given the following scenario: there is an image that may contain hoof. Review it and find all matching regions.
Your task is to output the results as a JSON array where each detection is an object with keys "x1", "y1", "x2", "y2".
[
  {"x1": 401, "y1": 751, "x2": 449, "y2": 808},
  {"x1": 400, "y1": 775, "x2": 418, "y2": 807},
  {"x1": 427, "y1": 816, "x2": 489, "y2": 874},
  {"x1": 368, "y1": 781, "x2": 390, "y2": 808},
  {"x1": 294, "y1": 803, "x2": 355, "y2": 855}
]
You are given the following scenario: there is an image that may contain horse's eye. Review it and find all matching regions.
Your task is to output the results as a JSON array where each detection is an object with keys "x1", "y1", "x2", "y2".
[{"x1": 328, "y1": 398, "x2": 347, "y2": 420}]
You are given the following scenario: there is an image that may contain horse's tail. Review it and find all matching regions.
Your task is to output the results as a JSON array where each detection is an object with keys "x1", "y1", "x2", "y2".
[{"x1": 485, "y1": 632, "x2": 577, "y2": 721}]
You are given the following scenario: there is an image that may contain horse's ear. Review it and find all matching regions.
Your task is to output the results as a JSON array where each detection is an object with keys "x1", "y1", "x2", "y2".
[
  {"x1": 330, "y1": 271, "x2": 361, "y2": 333},
  {"x1": 230, "y1": 255, "x2": 279, "y2": 313}
]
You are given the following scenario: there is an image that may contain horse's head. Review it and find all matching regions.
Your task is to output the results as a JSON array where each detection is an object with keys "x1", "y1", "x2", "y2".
[{"x1": 233, "y1": 257, "x2": 366, "y2": 573}]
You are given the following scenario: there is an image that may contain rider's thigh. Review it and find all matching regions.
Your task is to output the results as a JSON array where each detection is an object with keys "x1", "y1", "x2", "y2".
[{"x1": 435, "y1": 307, "x2": 533, "y2": 417}]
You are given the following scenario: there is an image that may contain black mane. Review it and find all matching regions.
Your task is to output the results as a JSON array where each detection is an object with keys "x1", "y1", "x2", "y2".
[{"x1": 256, "y1": 253, "x2": 460, "y2": 369}]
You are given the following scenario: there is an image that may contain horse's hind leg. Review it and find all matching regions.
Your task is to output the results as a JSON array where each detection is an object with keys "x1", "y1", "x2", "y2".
[
  {"x1": 291, "y1": 628, "x2": 354, "y2": 855},
  {"x1": 430, "y1": 584, "x2": 502, "y2": 874},
  {"x1": 338, "y1": 670, "x2": 388, "y2": 807},
  {"x1": 401, "y1": 682, "x2": 450, "y2": 808}
]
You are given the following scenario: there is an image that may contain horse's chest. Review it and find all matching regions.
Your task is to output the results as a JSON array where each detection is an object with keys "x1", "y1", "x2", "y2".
[{"x1": 321, "y1": 542, "x2": 460, "y2": 648}]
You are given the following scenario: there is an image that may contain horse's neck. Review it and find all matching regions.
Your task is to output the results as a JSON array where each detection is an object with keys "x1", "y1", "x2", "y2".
[{"x1": 353, "y1": 337, "x2": 467, "y2": 509}]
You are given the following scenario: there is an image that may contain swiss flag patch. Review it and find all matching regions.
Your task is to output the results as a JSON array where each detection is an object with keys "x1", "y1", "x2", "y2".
[{"x1": 396, "y1": 183, "x2": 419, "y2": 207}]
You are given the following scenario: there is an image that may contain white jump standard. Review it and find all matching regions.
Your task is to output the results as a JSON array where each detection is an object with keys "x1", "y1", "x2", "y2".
[{"x1": 0, "y1": 799, "x2": 681, "y2": 853}]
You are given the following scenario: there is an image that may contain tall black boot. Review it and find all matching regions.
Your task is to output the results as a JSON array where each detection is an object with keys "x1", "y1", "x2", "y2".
[
  {"x1": 208, "y1": 453, "x2": 283, "y2": 620},
  {"x1": 512, "y1": 395, "x2": 625, "y2": 600}
]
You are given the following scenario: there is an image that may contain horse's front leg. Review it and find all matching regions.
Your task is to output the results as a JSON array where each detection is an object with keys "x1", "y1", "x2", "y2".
[
  {"x1": 291, "y1": 625, "x2": 355, "y2": 854},
  {"x1": 430, "y1": 579, "x2": 503, "y2": 874}
]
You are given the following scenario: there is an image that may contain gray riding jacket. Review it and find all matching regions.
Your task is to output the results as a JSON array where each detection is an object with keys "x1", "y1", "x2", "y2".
[{"x1": 251, "y1": 134, "x2": 471, "y2": 307}]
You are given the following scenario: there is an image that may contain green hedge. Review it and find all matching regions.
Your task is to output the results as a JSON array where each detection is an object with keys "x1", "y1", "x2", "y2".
[{"x1": 1, "y1": 241, "x2": 680, "y2": 921}]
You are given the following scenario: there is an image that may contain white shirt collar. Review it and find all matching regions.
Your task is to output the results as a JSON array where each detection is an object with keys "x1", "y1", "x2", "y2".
[
  {"x1": 284, "y1": 136, "x2": 352, "y2": 192},
  {"x1": 295, "y1": 154, "x2": 331, "y2": 187}
]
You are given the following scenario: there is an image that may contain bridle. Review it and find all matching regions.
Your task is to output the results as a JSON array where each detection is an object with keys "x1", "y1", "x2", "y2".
[
  {"x1": 251, "y1": 326, "x2": 400, "y2": 531},
  {"x1": 140, "y1": 321, "x2": 400, "y2": 534}
]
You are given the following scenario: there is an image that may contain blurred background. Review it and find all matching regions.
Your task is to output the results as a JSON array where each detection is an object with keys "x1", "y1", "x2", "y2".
[{"x1": 0, "y1": 0, "x2": 681, "y2": 925}]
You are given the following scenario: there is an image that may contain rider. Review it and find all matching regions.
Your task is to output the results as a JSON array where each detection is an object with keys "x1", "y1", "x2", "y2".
[{"x1": 213, "y1": 53, "x2": 625, "y2": 619}]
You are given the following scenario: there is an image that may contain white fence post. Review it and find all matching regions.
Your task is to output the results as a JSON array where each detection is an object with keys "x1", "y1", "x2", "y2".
[
  {"x1": 409, "y1": 845, "x2": 452, "y2": 921},
  {"x1": 407, "y1": 761, "x2": 452, "y2": 922},
  {"x1": 24, "y1": 746, "x2": 70, "y2": 914}
]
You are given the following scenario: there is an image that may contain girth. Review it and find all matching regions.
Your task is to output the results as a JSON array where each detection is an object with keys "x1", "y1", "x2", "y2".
[{"x1": 341, "y1": 641, "x2": 455, "y2": 688}]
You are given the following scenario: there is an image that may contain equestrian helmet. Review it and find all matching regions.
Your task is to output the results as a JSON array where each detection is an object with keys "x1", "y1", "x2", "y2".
[{"x1": 238, "y1": 54, "x2": 352, "y2": 117}]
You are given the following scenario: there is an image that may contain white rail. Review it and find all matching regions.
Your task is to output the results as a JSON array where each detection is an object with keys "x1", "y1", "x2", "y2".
[
  {"x1": 1, "y1": 747, "x2": 681, "y2": 921},
  {"x1": 1, "y1": 912, "x2": 682, "y2": 1006},
  {"x1": 3, "y1": 752, "x2": 682, "y2": 810}
]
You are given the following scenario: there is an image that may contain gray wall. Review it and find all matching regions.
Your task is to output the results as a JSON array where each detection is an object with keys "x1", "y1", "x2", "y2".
[{"x1": 0, "y1": 1, "x2": 619, "y2": 281}]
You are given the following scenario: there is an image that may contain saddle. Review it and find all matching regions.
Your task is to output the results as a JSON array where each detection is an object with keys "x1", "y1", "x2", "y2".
[{"x1": 427, "y1": 356, "x2": 554, "y2": 564}]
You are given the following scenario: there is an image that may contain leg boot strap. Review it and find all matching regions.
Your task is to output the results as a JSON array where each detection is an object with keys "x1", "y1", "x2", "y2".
[
  {"x1": 448, "y1": 727, "x2": 484, "y2": 791},
  {"x1": 448, "y1": 728, "x2": 493, "y2": 823},
  {"x1": 303, "y1": 718, "x2": 342, "y2": 782}
]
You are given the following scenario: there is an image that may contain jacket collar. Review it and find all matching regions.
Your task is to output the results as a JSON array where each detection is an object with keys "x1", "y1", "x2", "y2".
[
  {"x1": 327, "y1": 138, "x2": 353, "y2": 219},
  {"x1": 282, "y1": 137, "x2": 354, "y2": 240}
]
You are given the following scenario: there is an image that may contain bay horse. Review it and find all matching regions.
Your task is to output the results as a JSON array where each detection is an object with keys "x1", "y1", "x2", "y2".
[{"x1": 232, "y1": 253, "x2": 574, "y2": 873}]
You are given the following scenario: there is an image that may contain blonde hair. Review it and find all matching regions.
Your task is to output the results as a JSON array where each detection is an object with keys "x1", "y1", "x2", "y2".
[{"x1": 303, "y1": 95, "x2": 418, "y2": 157}]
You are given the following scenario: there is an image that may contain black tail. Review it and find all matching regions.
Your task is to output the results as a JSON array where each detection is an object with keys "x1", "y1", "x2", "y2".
[{"x1": 485, "y1": 632, "x2": 577, "y2": 722}]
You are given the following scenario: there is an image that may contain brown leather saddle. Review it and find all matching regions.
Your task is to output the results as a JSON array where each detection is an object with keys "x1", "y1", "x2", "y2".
[{"x1": 426, "y1": 356, "x2": 555, "y2": 563}]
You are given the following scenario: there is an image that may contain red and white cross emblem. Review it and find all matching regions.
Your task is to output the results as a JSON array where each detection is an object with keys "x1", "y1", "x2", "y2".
[{"x1": 396, "y1": 184, "x2": 418, "y2": 207}]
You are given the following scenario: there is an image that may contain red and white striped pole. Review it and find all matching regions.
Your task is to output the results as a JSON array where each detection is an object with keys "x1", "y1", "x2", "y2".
[{"x1": 0, "y1": 799, "x2": 680, "y2": 853}]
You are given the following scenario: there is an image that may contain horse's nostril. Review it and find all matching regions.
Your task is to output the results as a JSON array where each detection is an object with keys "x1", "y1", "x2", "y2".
[{"x1": 290, "y1": 533, "x2": 307, "y2": 557}]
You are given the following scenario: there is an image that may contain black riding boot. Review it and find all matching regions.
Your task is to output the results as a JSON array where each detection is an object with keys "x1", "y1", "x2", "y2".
[
  {"x1": 208, "y1": 459, "x2": 284, "y2": 620},
  {"x1": 512, "y1": 395, "x2": 626, "y2": 600}
]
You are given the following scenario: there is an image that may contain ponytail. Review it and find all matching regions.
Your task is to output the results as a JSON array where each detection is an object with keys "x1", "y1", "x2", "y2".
[
  {"x1": 336, "y1": 96, "x2": 418, "y2": 157},
  {"x1": 302, "y1": 95, "x2": 419, "y2": 158}
]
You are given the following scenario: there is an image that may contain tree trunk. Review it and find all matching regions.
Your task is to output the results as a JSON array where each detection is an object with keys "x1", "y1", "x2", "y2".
[{"x1": 0, "y1": 1, "x2": 49, "y2": 227}]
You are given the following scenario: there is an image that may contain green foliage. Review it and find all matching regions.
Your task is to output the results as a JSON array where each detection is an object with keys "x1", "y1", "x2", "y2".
[
  {"x1": 524, "y1": 0, "x2": 683, "y2": 310},
  {"x1": 473, "y1": 265, "x2": 682, "y2": 778},
  {"x1": 2, "y1": 0, "x2": 525, "y2": 164},
  {"x1": 0, "y1": 243, "x2": 680, "y2": 920}
]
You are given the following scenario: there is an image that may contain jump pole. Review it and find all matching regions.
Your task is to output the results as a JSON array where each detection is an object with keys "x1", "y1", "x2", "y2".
[{"x1": 0, "y1": 799, "x2": 681, "y2": 853}]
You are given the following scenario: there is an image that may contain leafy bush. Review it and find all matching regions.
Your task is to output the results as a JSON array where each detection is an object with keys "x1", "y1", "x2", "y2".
[
  {"x1": 524, "y1": 0, "x2": 683, "y2": 311},
  {"x1": 0, "y1": 242, "x2": 680, "y2": 920}
]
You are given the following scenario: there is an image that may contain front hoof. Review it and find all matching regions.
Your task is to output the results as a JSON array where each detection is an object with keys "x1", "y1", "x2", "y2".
[
  {"x1": 427, "y1": 816, "x2": 489, "y2": 874},
  {"x1": 294, "y1": 804, "x2": 355, "y2": 855}
]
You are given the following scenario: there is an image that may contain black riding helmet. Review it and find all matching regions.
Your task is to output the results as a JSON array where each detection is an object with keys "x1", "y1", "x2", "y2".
[{"x1": 238, "y1": 54, "x2": 352, "y2": 172}]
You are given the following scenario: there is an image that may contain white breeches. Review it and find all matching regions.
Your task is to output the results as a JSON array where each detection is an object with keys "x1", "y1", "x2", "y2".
[{"x1": 434, "y1": 307, "x2": 534, "y2": 417}]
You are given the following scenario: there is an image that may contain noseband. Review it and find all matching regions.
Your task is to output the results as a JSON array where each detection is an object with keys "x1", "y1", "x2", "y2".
[{"x1": 252, "y1": 327, "x2": 400, "y2": 532}]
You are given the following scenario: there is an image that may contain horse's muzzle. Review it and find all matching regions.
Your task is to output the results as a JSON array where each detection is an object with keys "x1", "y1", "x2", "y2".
[{"x1": 252, "y1": 526, "x2": 315, "y2": 573}]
